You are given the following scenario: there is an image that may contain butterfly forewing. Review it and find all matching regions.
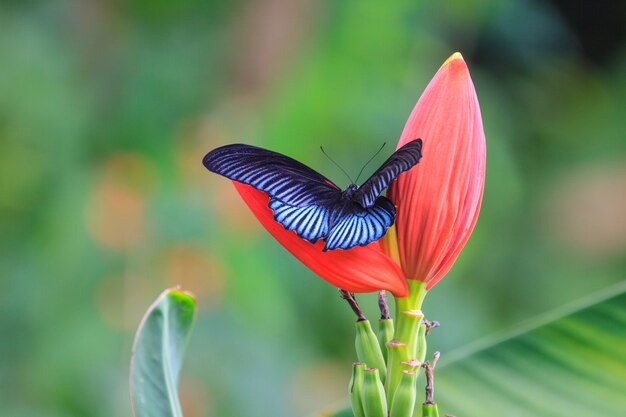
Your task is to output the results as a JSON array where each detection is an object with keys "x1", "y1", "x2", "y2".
[
  {"x1": 354, "y1": 139, "x2": 422, "y2": 207},
  {"x1": 203, "y1": 144, "x2": 341, "y2": 207}
]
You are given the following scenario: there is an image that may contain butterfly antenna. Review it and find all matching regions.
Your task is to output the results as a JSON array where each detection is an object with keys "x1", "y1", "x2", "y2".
[
  {"x1": 320, "y1": 146, "x2": 355, "y2": 183},
  {"x1": 354, "y1": 142, "x2": 386, "y2": 184}
]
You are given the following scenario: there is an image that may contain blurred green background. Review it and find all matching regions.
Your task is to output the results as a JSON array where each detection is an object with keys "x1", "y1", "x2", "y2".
[{"x1": 1, "y1": 1, "x2": 625, "y2": 416}]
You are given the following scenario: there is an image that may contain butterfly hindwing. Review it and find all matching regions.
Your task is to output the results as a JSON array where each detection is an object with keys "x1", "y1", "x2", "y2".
[
  {"x1": 323, "y1": 197, "x2": 396, "y2": 251},
  {"x1": 203, "y1": 144, "x2": 341, "y2": 207},
  {"x1": 354, "y1": 139, "x2": 423, "y2": 207},
  {"x1": 269, "y1": 198, "x2": 331, "y2": 243}
]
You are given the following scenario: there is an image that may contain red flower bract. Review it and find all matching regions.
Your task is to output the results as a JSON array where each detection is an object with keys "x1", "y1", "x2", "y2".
[
  {"x1": 383, "y1": 53, "x2": 486, "y2": 289},
  {"x1": 234, "y1": 183, "x2": 408, "y2": 296}
]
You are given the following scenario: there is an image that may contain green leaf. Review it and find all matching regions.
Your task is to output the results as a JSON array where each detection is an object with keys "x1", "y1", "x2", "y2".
[
  {"x1": 437, "y1": 280, "x2": 626, "y2": 417},
  {"x1": 130, "y1": 288, "x2": 197, "y2": 417}
]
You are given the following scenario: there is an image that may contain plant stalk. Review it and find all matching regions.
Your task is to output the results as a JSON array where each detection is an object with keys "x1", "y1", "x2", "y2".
[{"x1": 386, "y1": 280, "x2": 427, "y2": 407}]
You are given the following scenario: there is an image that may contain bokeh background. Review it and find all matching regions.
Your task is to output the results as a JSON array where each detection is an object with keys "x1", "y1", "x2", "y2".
[{"x1": 1, "y1": 1, "x2": 625, "y2": 416}]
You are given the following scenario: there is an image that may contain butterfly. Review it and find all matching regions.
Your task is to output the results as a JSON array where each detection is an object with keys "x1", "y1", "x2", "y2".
[{"x1": 203, "y1": 139, "x2": 422, "y2": 251}]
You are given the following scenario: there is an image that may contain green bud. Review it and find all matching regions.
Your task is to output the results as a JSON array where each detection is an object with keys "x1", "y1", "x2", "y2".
[
  {"x1": 378, "y1": 318, "x2": 394, "y2": 362},
  {"x1": 389, "y1": 370, "x2": 417, "y2": 417},
  {"x1": 349, "y1": 362, "x2": 366, "y2": 417},
  {"x1": 361, "y1": 368, "x2": 387, "y2": 417},
  {"x1": 422, "y1": 403, "x2": 440, "y2": 417},
  {"x1": 355, "y1": 320, "x2": 386, "y2": 382}
]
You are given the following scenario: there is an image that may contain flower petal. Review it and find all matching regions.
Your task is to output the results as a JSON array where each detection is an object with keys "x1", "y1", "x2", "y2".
[
  {"x1": 386, "y1": 53, "x2": 486, "y2": 289},
  {"x1": 233, "y1": 182, "x2": 408, "y2": 296}
]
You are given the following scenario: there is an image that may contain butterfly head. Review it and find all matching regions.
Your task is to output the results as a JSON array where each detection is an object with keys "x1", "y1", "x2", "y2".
[{"x1": 343, "y1": 183, "x2": 359, "y2": 199}]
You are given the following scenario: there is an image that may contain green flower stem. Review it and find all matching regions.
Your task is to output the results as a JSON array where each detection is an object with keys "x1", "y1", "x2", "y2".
[
  {"x1": 386, "y1": 280, "x2": 427, "y2": 408},
  {"x1": 416, "y1": 322, "x2": 428, "y2": 363},
  {"x1": 378, "y1": 318, "x2": 394, "y2": 361},
  {"x1": 421, "y1": 403, "x2": 440, "y2": 417}
]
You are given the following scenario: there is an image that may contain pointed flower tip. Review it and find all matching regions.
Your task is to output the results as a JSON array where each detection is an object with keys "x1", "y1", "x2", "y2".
[{"x1": 440, "y1": 52, "x2": 465, "y2": 68}]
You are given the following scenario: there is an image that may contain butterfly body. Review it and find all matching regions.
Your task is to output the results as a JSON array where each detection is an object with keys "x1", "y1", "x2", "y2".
[
  {"x1": 342, "y1": 183, "x2": 359, "y2": 198},
  {"x1": 203, "y1": 140, "x2": 422, "y2": 251}
]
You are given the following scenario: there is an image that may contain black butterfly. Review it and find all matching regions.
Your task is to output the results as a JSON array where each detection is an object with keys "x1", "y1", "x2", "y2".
[{"x1": 203, "y1": 139, "x2": 422, "y2": 251}]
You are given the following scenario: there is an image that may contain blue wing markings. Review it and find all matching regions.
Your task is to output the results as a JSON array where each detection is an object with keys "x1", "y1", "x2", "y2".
[
  {"x1": 203, "y1": 143, "x2": 404, "y2": 250},
  {"x1": 323, "y1": 197, "x2": 396, "y2": 251},
  {"x1": 203, "y1": 144, "x2": 340, "y2": 207},
  {"x1": 269, "y1": 198, "x2": 331, "y2": 243}
]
